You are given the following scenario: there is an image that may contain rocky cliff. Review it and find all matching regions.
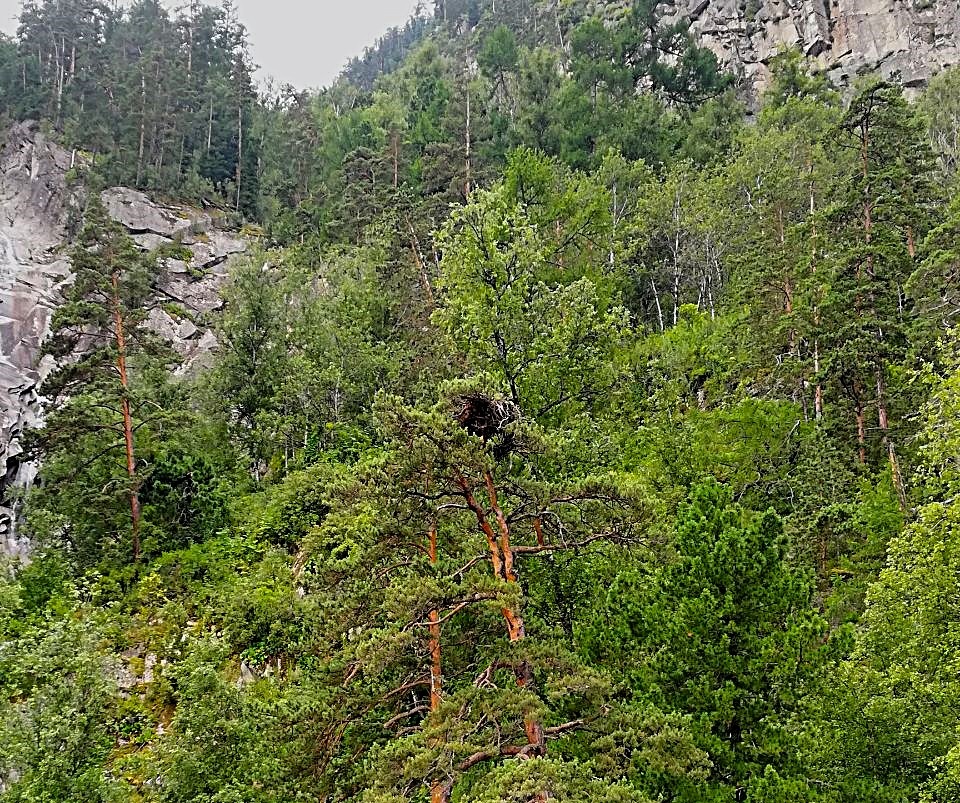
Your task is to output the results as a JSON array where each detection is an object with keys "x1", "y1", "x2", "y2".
[
  {"x1": 99, "y1": 186, "x2": 247, "y2": 375},
  {"x1": 0, "y1": 123, "x2": 75, "y2": 559},
  {"x1": 663, "y1": 0, "x2": 960, "y2": 94},
  {"x1": 0, "y1": 123, "x2": 245, "y2": 559}
]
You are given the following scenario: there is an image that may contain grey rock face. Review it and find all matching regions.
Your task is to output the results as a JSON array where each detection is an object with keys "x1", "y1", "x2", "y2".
[
  {"x1": 102, "y1": 186, "x2": 203, "y2": 238},
  {"x1": 0, "y1": 122, "x2": 75, "y2": 560},
  {"x1": 661, "y1": 0, "x2": 960, "y2": 95},
  {"x1": 99, "y1": 187, "x2": 247, "y2": 375},
  {"x1": 0, "y1": 125, "x2": 246, "y2": 559}
]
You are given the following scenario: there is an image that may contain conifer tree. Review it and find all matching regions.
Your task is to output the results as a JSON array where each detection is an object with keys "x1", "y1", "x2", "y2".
[
  {"x1": 312, "y1": 382, "x2": 677, "y2": 802},
  {"x1": 817, "y1": 80, "x2": 936, "y2": 502},
  {"x1": 36, "y1": 201, "x2": 172, "y2": 564},
  {"x1": 596, "y1": 479, "x2": 828, "y2": 801},
  {"x1": 811, "y1": 331, "x2": 960, "y2": 801}
]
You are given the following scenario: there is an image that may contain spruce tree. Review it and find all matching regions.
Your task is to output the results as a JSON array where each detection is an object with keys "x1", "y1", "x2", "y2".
[{"x1": 817, "y1": 80, "x2": 936, "y2": 502}]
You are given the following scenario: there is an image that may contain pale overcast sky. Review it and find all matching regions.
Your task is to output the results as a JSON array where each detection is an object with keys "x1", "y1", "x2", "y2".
[{"x1": 0, "y1": 0, "x2": 423, "y2": 89}]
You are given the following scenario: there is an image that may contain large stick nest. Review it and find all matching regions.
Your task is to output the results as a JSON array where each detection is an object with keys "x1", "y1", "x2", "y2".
[{"x1": 454, "y1": 392, "x2": 520, "y2": 458}]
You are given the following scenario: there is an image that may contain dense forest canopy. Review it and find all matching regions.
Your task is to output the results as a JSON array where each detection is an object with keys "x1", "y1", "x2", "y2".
[{"x1": 3, "y1": 0, "x2": 960, "y2": 801}]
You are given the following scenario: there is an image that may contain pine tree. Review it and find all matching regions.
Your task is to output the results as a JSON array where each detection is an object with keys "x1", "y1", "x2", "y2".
[
  {"x1": 311, "y1": 381, "x2": 674, "y2": 802},
  {"x1": 36, "y1": 200, "x2": 173, "y2": 564},
  {"x1": 596, "y1": 479, "x2": 828, "y2": 801}
]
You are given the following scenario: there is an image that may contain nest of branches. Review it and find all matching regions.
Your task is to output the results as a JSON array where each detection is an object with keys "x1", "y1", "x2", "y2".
[{"x1": 454, "y1": 392, "x2": 520, "y2": 459}]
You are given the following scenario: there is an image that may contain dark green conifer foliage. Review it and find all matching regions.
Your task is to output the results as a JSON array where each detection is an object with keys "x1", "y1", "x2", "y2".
[
  {"x1": 817, "y1": 81, "x2": 936, "y2": 494},
  {"x1": 596, "y1": 480, "x2": 827, "y2": 801}
]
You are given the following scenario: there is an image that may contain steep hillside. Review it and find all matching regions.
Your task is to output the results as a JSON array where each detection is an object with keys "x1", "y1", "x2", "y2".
[
  {"x1": 2, "y1": 1, "x2": 960, "y2": 802},
  {"x1": 414, "y1": 1, "x2": 960, "y2": 97}
]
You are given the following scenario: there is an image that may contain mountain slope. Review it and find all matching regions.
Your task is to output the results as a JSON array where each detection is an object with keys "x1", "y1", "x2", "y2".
[{"x1": 1, "y1": 1, "x2": 960, "y2": 802}]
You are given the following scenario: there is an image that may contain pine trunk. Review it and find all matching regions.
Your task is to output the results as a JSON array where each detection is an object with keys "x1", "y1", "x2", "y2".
[
  {"x1": 111, "y1": 272, "x2": 142, "y2": 561},
  {"x1": 814, "y1": 340, "x2": 823, "y2": 420},
  {"x1": 207, "y1": 95, "x2": 214, "y2": 152},
  {"x1": 855, "y1": 394, "x2": 867, "y2": 465},
  {"x1": 481, "y1": 470, "x2": 546, "y2": 756},
  {"x1": 458, "y1": 474, "x2": 544, "y2": 743},
  {"x1": 465, "y1": 85, "x2": 472, "y2": 197},
  {"x1": 137, "y1": 70, "x2": 147, "y2": 187},
  {"x1": 876, "y1": 369, "x2": 908, "y2": 509},
  {"x1": 427, "y1": 524, "x2": 449, "y2": 803},
  {"x1": 236, "y1": 98, "x2": 243, "y2": 213}
]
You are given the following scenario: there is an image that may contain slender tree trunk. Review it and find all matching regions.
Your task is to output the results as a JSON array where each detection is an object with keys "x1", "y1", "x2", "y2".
[
  {"x1": 876, "y1": 369, "x2": 908, "y2": 509},
  {"x1": 392, "y1": 129, "x2": 399, "y2": 190},
  {"x1": 207, "y1": 95, "x2": 214, "y2": 152},
  {"x1": 137, "y1": 69, "x2": 147, "y2": 187},
  {"x1": 481, "y1": 471, "x2": 546, "y2": 754},
  {"x1": 814, "y1": 341, "x2": 823, "y2": 421},
  {"x1": 111, "y1": 271, "x2": 141, "y2": 561},
  {"x1": 533, "y1": 517, "x2": 546, "y2": 547},
  {"x1": 187, "y1": 4, "x2": 194, "y2": 82},
  {"x1": 609, "y1": 182, "x2": 617, "y2": 268},
  {"x1": 854, "y1": 120, "x2": 875, "y2": 457},
  {"x1": 807, "y1": 159, "x2": 824, "y2": 421},
  {"x1": 457, "y1": 472, "x2": 544, "y2": 747},
  {"x1": 465, "y1": 85, "x2": 472, "y2": 197},
  {"x1": 428, "y1": 525, "x2": 442, "y2": 711},
  {"x1": 407, "y1": 216, "x2": 435, "y2": 308},
  {"x1": 55, "y1": 35, "x2": 65, "y2": 125},
  {"x1": 672, "y1": 201, "x2": 682, "y2": 326},
  {"x1": 427, "y1": 524, "x2": 449, "y2": 803},
  {"x1": 651, "y1": 278, "x2": 665, "y2": 333},
  {"x1": 855, "y1": 386, "x2": 867, "y2": 465},
  {"x1": 556, "y1": 220, "x2": 564, "y2": 271},
  {"x1": 235, "y1": 98, "x2": 243, "y2": 214},
  {"x1": 555, "y1": 1, "x2": 565, "y2": 51},
  {"x1": 177, "y1": 134, "x2": 186, "y2": 182}
]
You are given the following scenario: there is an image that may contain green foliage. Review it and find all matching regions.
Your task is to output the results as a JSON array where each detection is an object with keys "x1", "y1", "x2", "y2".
[
  {"x1": 1, "y1": 4, "x2": 958, "y2": 803},
  {"x1": 591, "y1": 480, "x2": 827, "y2": 800},
  {"x1": 809, "y1": 331, "x2": 960, "y2": 799},
  {"x1": 478, "y1": 24, "x2": 519, "y2": 85},
  {"x1": 0, "y1": 613, "x2": 127, "y2": 802},
  {"x1": 435, "y1": 150, "x2": 625, "y2": 422},
  {"x1": 763, "y1": 47, "x2": 838, "y2": 110}
]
